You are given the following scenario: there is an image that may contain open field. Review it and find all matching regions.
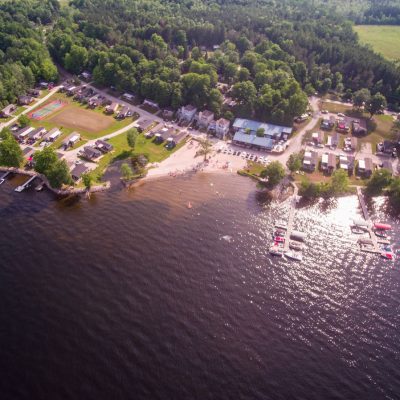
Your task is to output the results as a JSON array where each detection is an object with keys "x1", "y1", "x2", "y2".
[
  {"x1": 354, "y1": 25, "x2": 400, "y2": 61},
  {"x1": 28, "y1": 92, "x2": 136, "y2": 148}
]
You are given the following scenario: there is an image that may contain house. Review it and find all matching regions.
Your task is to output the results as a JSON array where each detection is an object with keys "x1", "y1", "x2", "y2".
[
  {"x1": 350, "y1": 137, "x2": 358, "y2": 150},
  {"x1": 63, "y1": 132, "x2": 81, "y2": 149},
  {"x1": 233, "y1": 118, "x2": 292, "y2": 141},
  {"x1": 106, "y1": 102, "x2": 119, "y2": 114},
  {"x1": 321, "y1": 152, "x2": 336, "y2": 173},
  {"x1": 82, "y1": 146, "x2": 102, "y2": 160},
  {"x1": 302, "y1": 150, "x2": 318, "y2": 171},
  {"x1": 358, "y1": 158, "x2": 373, "y2": 177},
  {"x1": 66, "y1": 86, "x2": 79, "y2": 96},
  {"x1": 0, "y1": 104, "x2": 17, "y2": 118},
  {"x1": 232, "y1": 131, "x2": 275, "y2": 151},
  {"x1": 196, "y1": 110, "x2": 214, "y2": 129},
  {"x1": 179, "y1": 105, "x2": 197, "y2": 123},
  {"x1": 95, "y1": 139, "x2": 114, "y2": 153},
  {"x1": 15, "y1": 126, "x2": 34, "y2": 142},
  {"x1": 162, "y1": 108, "x2": 174, "y2": 120},
  {"x1": 143, "y1": 99, "x2": 159, "y2": 109},
  {"x1": 27, "y1": 88, "x2": 41, "y2": 97},
  {"x1": 122, "y1": 93, "x2": 136, "y2": 103},
  {"x1": 80, "y1": 71, "x2": 92, "y2": 81},
  {"x1": 312, "y1": 131, "x2": 324, "y2": 145},
  {"x1": 18, "y1": 95, "x2": 34, "y2": 106},
  {"x1": 88, "y1": 95, "x2": 100, "y2": 108},
  {"x1": 47, "y1": 128, "x2": 62, "y2": 142},
  {"x1": 39, "y1": 81, "x2": 49, "y2": 89},
  {"x1": 136, "y1": 119, "x2": 153, "y2": 133},
  {"x1": 352, "y1": 120, "x2": 367, "y2": 135},
  {"x1": 382, "y1": 160, "x2": 393, "y2": 175},
  {"x1": 71, "y1": 164, "x2": 89, "y2": 181},
  {"x1": 117, "y1": 106, "x2": 132, "y2": 119},
  {"x1": 27, "y1": 127, "x2": 46, "y2": 144},
  {"x1": 339, "y1": 154, "x2": 354, "y2": 173},
  {"x1": 215, "y1": 118, "x2": 230, "y2": 139},
  {"x1": 383, "y1": 140, "x2": 396, "y2": 155}
]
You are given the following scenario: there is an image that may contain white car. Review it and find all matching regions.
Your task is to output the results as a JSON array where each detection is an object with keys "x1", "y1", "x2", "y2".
[
  {"x1": 241, "y1": 152, "x2": 247, "y2": 158},
  {"x1": 337, "y1": 112, "x2": 345, "y2": 117}
]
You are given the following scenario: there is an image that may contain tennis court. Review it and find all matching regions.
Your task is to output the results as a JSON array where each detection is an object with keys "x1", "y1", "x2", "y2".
[{"x1": 29, "y1": 100, "x2": 66, "y2": 120}]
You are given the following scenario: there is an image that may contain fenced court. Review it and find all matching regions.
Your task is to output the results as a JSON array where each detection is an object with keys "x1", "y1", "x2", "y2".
[{"x1": 29, "y1": 100, "x2": 66, "y2": 120}]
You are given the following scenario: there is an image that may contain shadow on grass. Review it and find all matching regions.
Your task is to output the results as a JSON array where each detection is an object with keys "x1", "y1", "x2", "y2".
[{"x1": 112, "y1": 150, "x2": 132, "y2": 162}]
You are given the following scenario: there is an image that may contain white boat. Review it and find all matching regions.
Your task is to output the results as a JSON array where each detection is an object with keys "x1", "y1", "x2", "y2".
[
  {"x1": 14, "y1": 185, "x2": 24, "y2": 192},
  {"x1": 351, "y1": 225, "x2": 367, "y2": 234},
  {"x1": 284, "y1": 250, "x2": 303, "y2": 262},
  {"x1": 289, "y1": 241, "x2": 304, "y2": 251}
]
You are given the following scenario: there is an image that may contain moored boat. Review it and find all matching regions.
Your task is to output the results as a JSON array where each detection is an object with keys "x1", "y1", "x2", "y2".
[
  {"x1": 284, "y1": 250, "x2": 303, "y2": 262},
  {"x1": 374, "y1": 222, "x2": 391, "y2": 231},
  {"x1": 269, "y1": 245, "x2": 284, "y2": 257},
  {"x1": 289, "y1": 241, "x2": 304, "y2": 251}
]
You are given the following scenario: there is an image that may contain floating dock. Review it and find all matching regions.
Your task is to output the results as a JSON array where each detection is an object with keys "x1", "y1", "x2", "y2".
[{"x1": 283, "y1": 184, "x2": 299, "y2": 252}]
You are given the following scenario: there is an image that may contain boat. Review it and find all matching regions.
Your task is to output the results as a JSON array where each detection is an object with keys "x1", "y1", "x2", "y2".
[
  {"x1": 269, "y1": 245, "x2": 284, "y2": 257},
  {"x1": 290, "y1": 230, "x2": 306, "y2": 242},
  {"x1": 289, "y1": 241, "x2": 304, "y2": 251},
  {"x1": 284, "y1": 250, "x2": 303, "y2": 262},
  {"x1": 35, "y1": 183, "x2": 44, "y2": 192},
  {"x1": 352, "y1": 218, "x2": 370, "y2": 229},
  {"x1": 374, "y1": 230, "x2": 389, "y2": 238},
  {"x1": 14, "y1": 185, "x2": 24, "y2": 192},
  {"x1": 350, "y1": 225, "x2": 367, "y2": 234},
  {"x1": 187, "y1": 202, "x2": 192, "y2": 209},
  {"x1": 275, "y1": 221, "x2": 287, "y2": 230},
  {"x1": 381, "y1": 252, "x2": 395, "y2": 260},
  {"x1": 274, "y1": 236, "x2": 285, "y2": 243},
  {"x1": 374, "y1": 222, "x2": 391, "y2": 231}
]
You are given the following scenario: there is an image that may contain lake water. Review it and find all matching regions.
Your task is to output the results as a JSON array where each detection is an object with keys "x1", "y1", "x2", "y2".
[{"x1": 0, "y1": 173, "x2": 399, "y2": 400}]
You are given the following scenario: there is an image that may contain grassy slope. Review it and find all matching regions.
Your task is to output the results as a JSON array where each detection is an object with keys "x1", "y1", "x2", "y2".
[{"x1": 354, "y1": 25, "x2": 400, "y2": 60}]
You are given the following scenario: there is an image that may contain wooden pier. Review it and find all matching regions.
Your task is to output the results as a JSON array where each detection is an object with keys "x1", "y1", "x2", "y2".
[
  {"x1": 283, "y1": 184, "x2": 299, "y2": 251},
  {"x1": 15, "y1": 175, "x2": 38, "y2": 192},
  {"x1": 0, "y1": 171, "x2": 11, "y2": 180},
  {"x1": 356, "y1": 186, "x2": 380, "y2": 254}
]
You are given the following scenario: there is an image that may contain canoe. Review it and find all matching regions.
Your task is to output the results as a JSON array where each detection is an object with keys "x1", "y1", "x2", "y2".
[
  {"x1": 289, "y1": 241, "x2": 304, "y2": 251},
  {"x1": 374, "y1": 223, "x2": 391, "y2": 231},
  {"x1": 290, "y1": 230, "x2": 306, "y2": 242}
]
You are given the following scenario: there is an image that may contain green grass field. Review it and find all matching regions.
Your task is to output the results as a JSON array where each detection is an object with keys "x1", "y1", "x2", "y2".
[{"x1": 354, "y1": 25, "x2": 400, "y2": 61}]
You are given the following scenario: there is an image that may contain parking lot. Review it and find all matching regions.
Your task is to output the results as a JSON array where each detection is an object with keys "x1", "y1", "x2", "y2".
[{"x1": 217, "y1": 144, "x2": 272, "y2": 166}]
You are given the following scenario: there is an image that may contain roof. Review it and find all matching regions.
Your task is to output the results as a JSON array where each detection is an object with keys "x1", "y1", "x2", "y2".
[
  {"x1": 303, "y1": 150, "x2": 318, "y2": 165},
  {"x1": 233, "y1": 132, "x2": 274, "y2": 149},
  {"x1": 71, "y1": 164, "x2": 89, "y2": 178},
  {"x1": 199, "y1": 110, "x2": 214, "y2": 118},
  {"x1": 1, "y1": 104, "x2": 16, "y2": 112},
  {"x1": 183, "y1": 104, "x2": 197, "y2": 112},
  {"x1": 216, "y1": 118, "x2": 230, "y2": 127},
  {"x1": 233, "y1": 118, "x2": 292, "y2": 138},
  {"x1": 48, "y1": 127, "x2": 61, "y2": 135},
  {"x1": 28, "y1": 127, "x2": 46, "y2": 138}
]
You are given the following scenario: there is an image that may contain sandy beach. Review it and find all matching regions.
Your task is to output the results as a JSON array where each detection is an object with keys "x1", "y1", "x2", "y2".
[{"x1": 144, "y1": 139, "x2": 247, "y2": 180}]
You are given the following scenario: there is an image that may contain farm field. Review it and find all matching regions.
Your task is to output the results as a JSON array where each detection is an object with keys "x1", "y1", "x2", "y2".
[
  {"x1": 354, "y1": 25, "x2": 400, "y2": 61},
  {"x1": 28, "y1": 92, "x2": 136, "y2": 149}
]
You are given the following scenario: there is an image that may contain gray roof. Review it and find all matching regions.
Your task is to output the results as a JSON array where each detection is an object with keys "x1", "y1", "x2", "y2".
[
  {"x1": 233, "y1": 118, "x2": 292, "y2": 138},
  {"x1": 233, "y1": 132, "x2": 274, "y2": 149},
  {"x1": 71, "y1": 164, "x2": 89, "y2": 179}
]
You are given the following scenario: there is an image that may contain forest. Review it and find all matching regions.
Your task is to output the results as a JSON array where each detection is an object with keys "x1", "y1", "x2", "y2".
[{"x1": 1, "y1": 0, "x2": 400, "y2": 124}]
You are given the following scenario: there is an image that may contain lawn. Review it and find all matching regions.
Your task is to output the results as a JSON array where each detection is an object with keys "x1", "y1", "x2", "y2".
[
  {"x1": 320, "y1": 101, "x2": 351, "y2": 114},
  {"x1": 28, "y1": 92, "x2": 136, "y2": 149},
  {"x1": 302, "y1": 118, "x2": 322, "y2": 144},
  {"x1": 354, "y1": 25, "x2": 400, "y2": 61},
  {"x1": 88, "y1": 132, "x2": 189, "y2": 182}
]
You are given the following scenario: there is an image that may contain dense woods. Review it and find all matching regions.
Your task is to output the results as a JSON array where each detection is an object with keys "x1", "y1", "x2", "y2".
[{"x1": 1, "y1": 0, "x2": 400, "y2": 121}]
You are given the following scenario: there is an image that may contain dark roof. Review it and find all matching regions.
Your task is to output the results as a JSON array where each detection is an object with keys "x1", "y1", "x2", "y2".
[
  {"x1": 364, "y1": 157, "x2": 373, "y2": 171},
  {"x1": 95, "y1": 139, "x2": 114, "y2": 151},
  {"x1": 84, "y1": 146, "x2": 102, "y2": 158},
  {"x1": 71, "y1": 164, "x2": 89, "y2": 179},
  {"x1": 383, "y1": 140, "x2": 396, "y2": 152}
]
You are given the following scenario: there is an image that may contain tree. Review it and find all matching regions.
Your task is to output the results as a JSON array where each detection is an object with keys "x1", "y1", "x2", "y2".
[
  {"x1": 260, "y1": 161, "x2": 285, "y2": 186},
  {"x1": 47, "y1": 160, "x2": 72, "y2": 189},
  {"x1": 64, "y1": 45, "x2": 88, "y2": 74},
  {"x1": 197, "y1": 138, "x2": 213, "y2": 161},
  {"x1": 286, "y1": 152, "x2": 303, "y2": 173},
  {"x1": 238, "y1": 67, "x2": 250, "y2": 82},
  {"x1": 0, "y1": 135, "x2": 23, "y2": 167},
  {"x1": 82, "y1": 173, "x2": 92, "y2": 190},
  {"x1": 330, "y1": 169, "x2": 349, "y2": 193},
  {"x1": 127, "y1": 128, "x2": 139, "y2": 150},
  {"x1": 366, "y1": 169, "x2": 392, "y2": 194},
  {"x1": 365, "y1": 92, "x2": 387, "y2": 119},
  {"x1": 388, "y1": 177, "x2": 400, "y2": 206},
  {"x1": 353, "y1": 89, "x2": 370, "y2": 110},
  {"x1": 18, "y1": 114, "x2": 30, "y2": 128},
  {"x1": 120, "y1": 162, "x2": 133, "y2": 180},
  {"x1": 256, "y1": 128, "x2": 265, "y2": 137},
  {"x1": 33, "y1": 147, "x2": 58, "y2": 175}
]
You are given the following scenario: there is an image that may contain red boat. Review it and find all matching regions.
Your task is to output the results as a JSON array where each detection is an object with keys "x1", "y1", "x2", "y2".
[{"x1": 374, "y1": 223, "x2": 392, "y2": 231}]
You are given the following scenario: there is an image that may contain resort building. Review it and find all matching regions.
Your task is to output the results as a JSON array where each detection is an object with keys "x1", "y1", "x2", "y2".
[
  {"x1": 232, "y1": 118, "x2": 292, "y2": 151},
  {"x1": 106, "y1": 102, "x2": 119, "y2": 114},
  {"x1": 179, "y1": 105, "x2": 197, "y2": 123},
  {"x1": 27, "y1": 127, "x2": 47, "y2": 144},
  {"x1": 71, "y1": 164, "x2": 89, "y2": 181},
  {"x1": 82, "y1": 146, "x2": 102, "y2": 160},
  {"x1": 196, "y1": 110, "x2": 214, "y2": 129},
  {"x1": 358, "y1": 158, "x2": 373, "y2": 177},
  {"x1": 15, "y1": 126, "x2": 34, "y2": 142},
  {"x1": 95, "y1": 140, "x2": 114, "y2": 153},
  {"x1": 18, "y1": 95, "x2": 34, "y2": 106},
  {"x1": 215, "y1": 118, "x2": 230, "y2": 139},
  {"x1": 46, "y1": 128, "x2": 62, "y2": 142},
  {"x1": 63, "y1": 132, "x2": 81, "y2": 149},
  {"x1": 302, "y1": 150, "x2": 318, "y2": 171}
]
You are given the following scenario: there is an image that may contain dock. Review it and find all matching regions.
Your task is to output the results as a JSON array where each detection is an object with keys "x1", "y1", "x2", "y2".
[
  {"x1": 15, "y1": 175, "x2": 38, "y2": 192},
  {"x1": 283, "y1": 184, "x2": 299, "y2": 251},
  {"x1": 0, "y1": 171, "x2": 11, "y2": 180},
  {"x1": 356, "y1": 187, "x2": 380, "y2": 254}
]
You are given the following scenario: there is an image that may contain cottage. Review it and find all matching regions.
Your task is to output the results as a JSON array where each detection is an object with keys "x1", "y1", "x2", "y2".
[
  {"x1": 136, "y1": 119, "x2": 153, "y2": 133},
  {"x1": 117, "y1": 106, "x2": 132, "y2": 119},
  {"x1": 66, "y1": 86, "x2": 79, "y2": 96},
  {"x1": 27, "y1": 88, "x2": 41, "y2": 97},
  {"x1": 39, "y1": 81, "x2": 49, "y2": 89},
  {"x1": 95, "y1": 139, "x2": 114, "y2": 153},
  {"x1": 358, "y1": 158, "x2": 373, "y2": 177},
  {"x1": 27, "y1": 127, "x2": 46, "y2": 144},
  {"x1": 321, "y1": 152, "x2": 336, "y2": 173},
  {"x1": 22, "y1": 146, "x2": 35, "y2": 158},
  {"x1": 82, "y1": 146, "x2": 102, "y2": 160},
  {"x1": 47, "y1": 128, "x2": 62, "y2": 142},
  {"x1": 122, "y1": 93, "x2": 136, "y2": 103},
  {"x1": 71, "y1": 164, "x2": 89, "y2": 181},
  {"x1": 215, "y1": 118, "x2": 230, "y2": 139},
  {"x1": 162, "y1": 108, "x2": 174, "y2": 120},
  {"x1": 382, "y1": 160, "x2": 393, "y2": 175},
  {"x1": 16, "y1": 126, "x2": 34, "y2": 142},
  {"x1": 63, "y1": 132, "x2": 81, "y2": 149},
  {"x1": 302, "y1": 150, "x2": 318, "y2": 171},
  {"x1": 196, "y1": 110, "x2": 214, "y2": 129},
  {"x1": 88, "y1": 95, "x2": 100, "y2": 108},
  {"x1": 312, "y1": 131, "x2": 324, "y2": 145},
  {"x1": 339, "y1": 154, "x2": 354, "y2": 172},
  {"x1": 80, "y1": 71, "x2": 92, "y2": 81},
  {"x1": 143, "y1": 99, "x2": 159, "y2": 109},
  {"x1": 179, "y1": 105, "x2": 197, "y2": 123},
  {"x1": 18, "y1": 95, "x2": 34, "y2": 106},
  {"x1": 0, "y1": 104, "x2": 17, "y2": 118},
  {"x1": 106, "y1": 102, "x2": 119, "y2": 114}
]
